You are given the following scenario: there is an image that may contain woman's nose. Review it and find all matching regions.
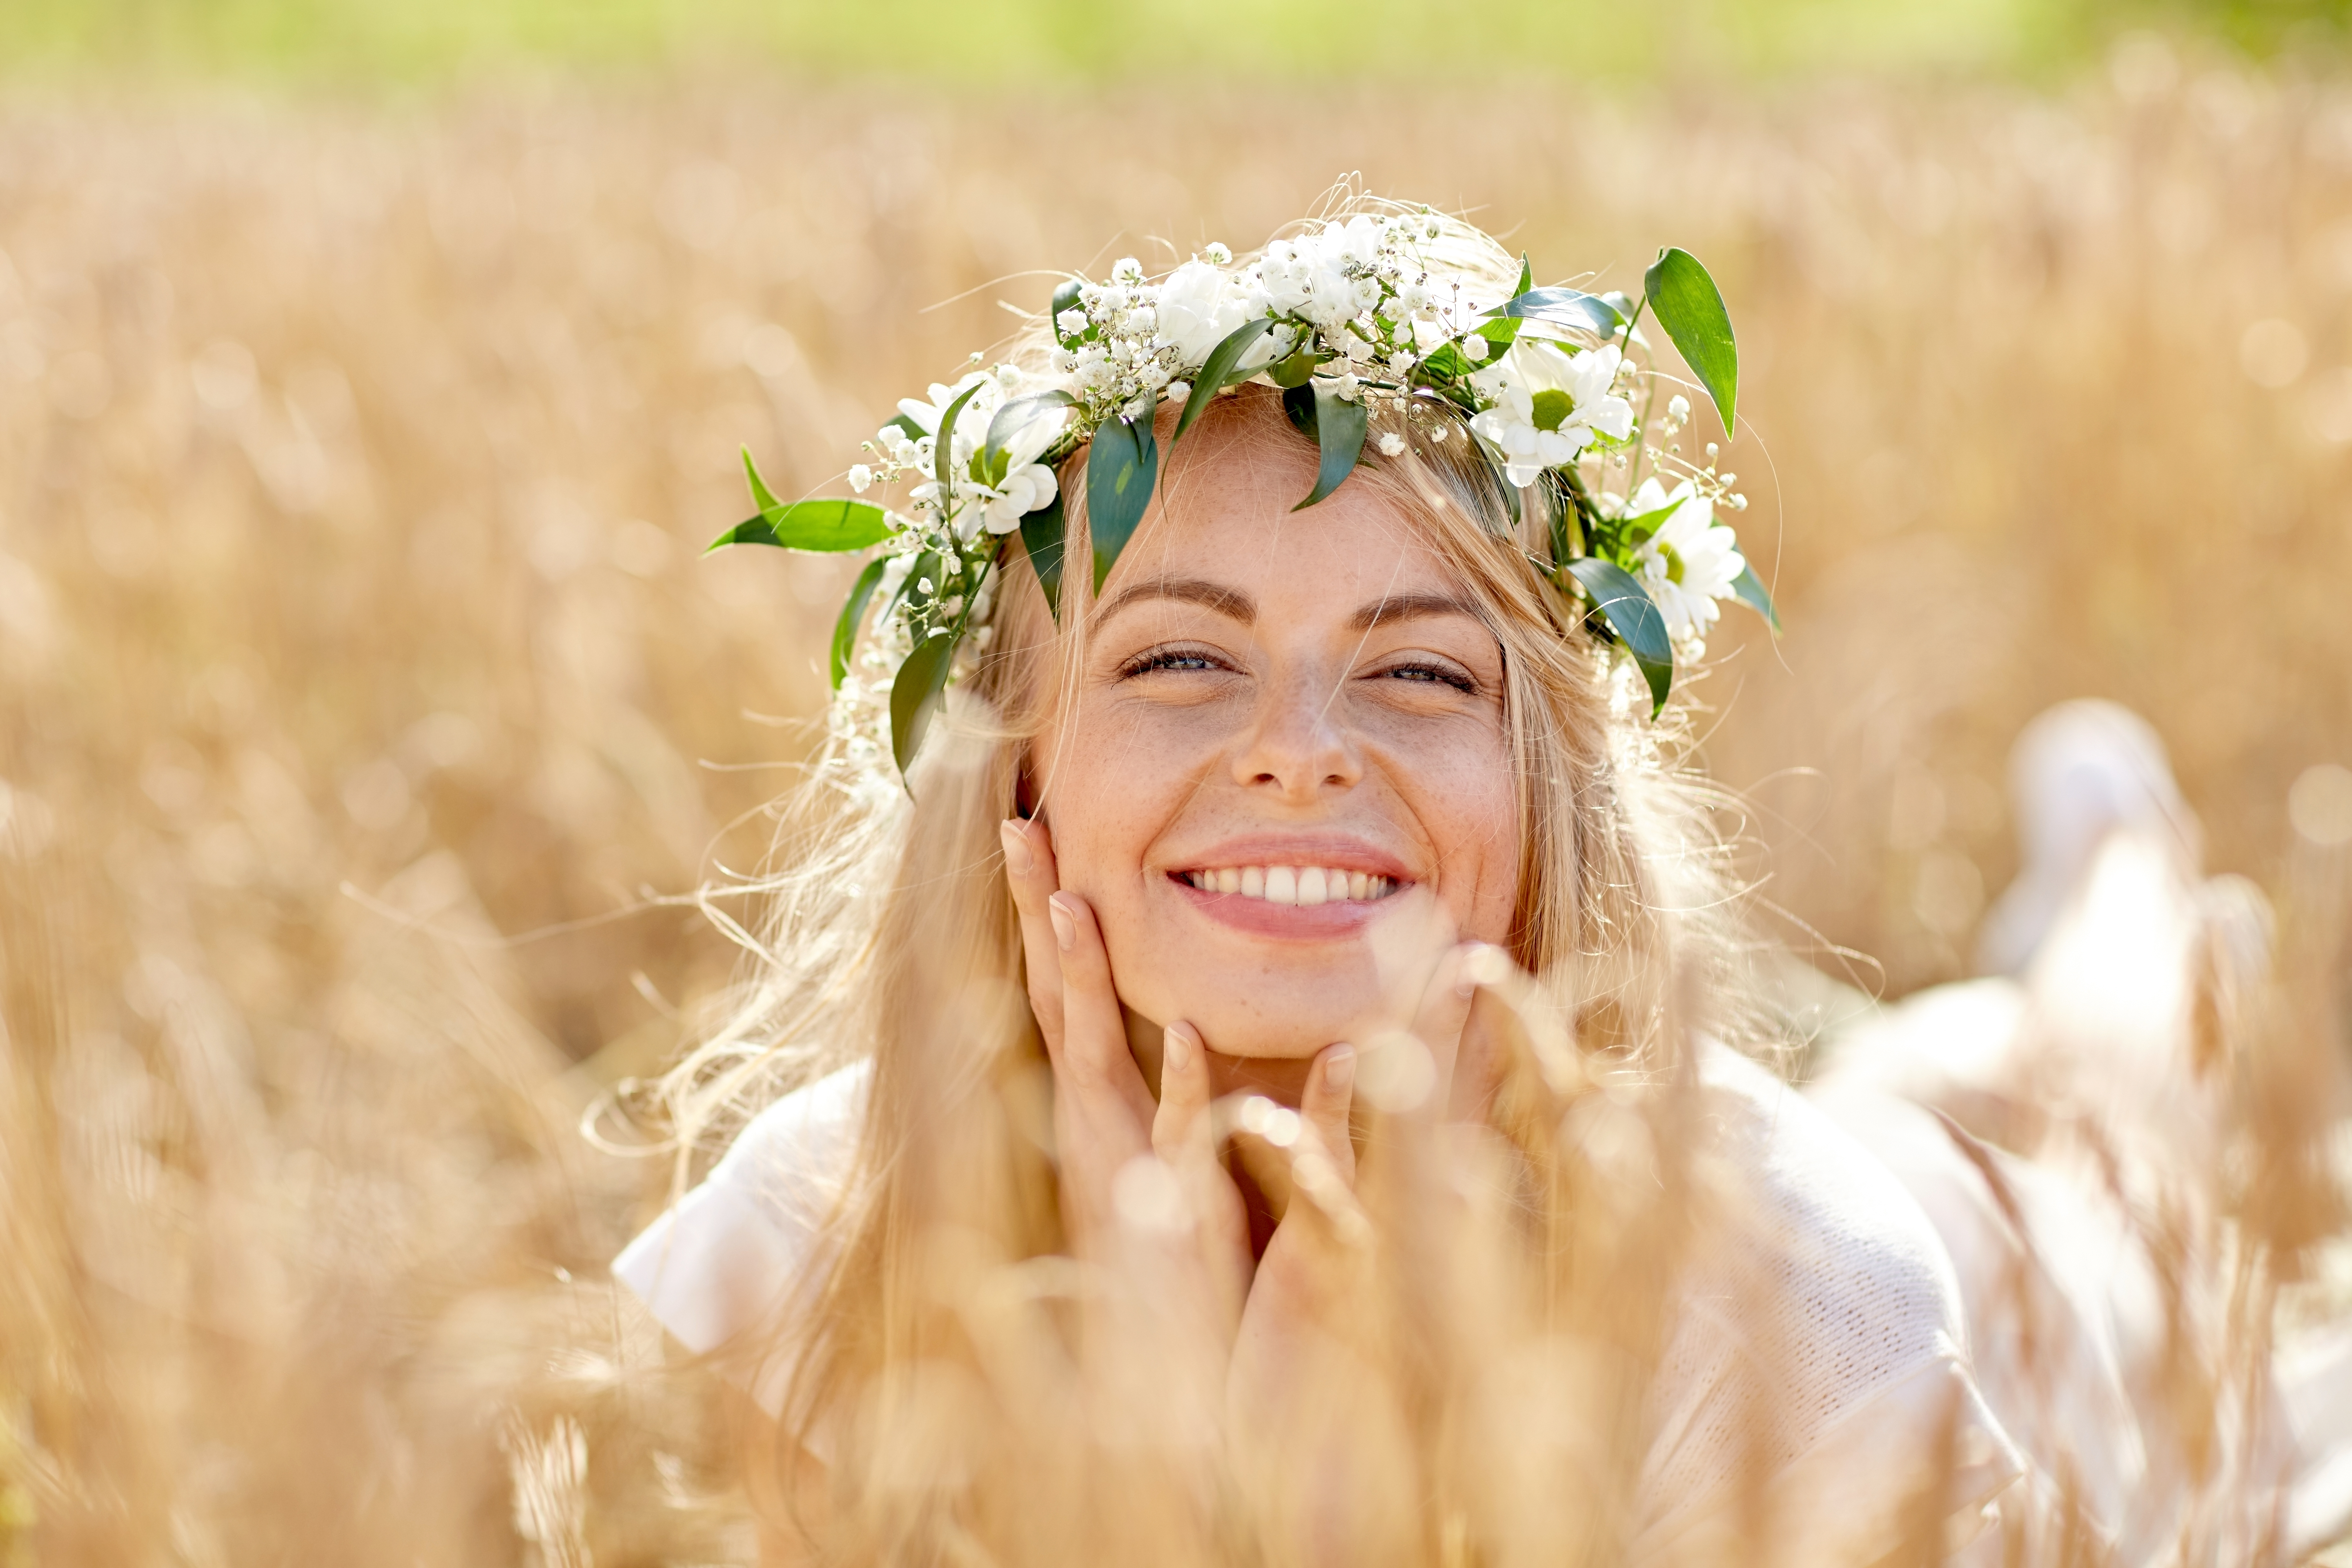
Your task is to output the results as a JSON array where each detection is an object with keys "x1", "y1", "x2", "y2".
[{"x1": 1230, "y1": 672, "x2": 1363, "y2": 801}]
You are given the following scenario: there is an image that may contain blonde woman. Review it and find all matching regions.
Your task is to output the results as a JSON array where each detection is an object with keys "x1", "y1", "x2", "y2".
[{"x1": 616, "y1": 200, "x2": 2023, "y2": 1566}]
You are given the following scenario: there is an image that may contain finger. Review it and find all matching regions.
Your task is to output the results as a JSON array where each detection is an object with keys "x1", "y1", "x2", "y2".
[
  {"x1": 1230, "y1": 1096, "x2": 1370, "y2": 1252},
  {"x1": 1296, "y1": 1042, "x2": 1359, "y2": 1187},
  {"x1": 1000, "y1": 817, "x2": 1068, "y2": 1053},
  {"x1": 1413, "y1": 942, "x2": 1502, "y2": 1117},
  {"x1": 1150, "y1": 1021, "x2": 1216, "y2": 1161},
  {"x1": 1153, "y1": 1022, "x2": 1250, "y2": 1315},
  {"x1": 1044, "y1": 889, "x2": 1139, "y2": 1096}
]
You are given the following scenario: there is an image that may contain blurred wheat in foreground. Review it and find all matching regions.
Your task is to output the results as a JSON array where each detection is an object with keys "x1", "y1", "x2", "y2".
[{"x1": 1, "y1": 50, "x2": 2350, "y2": 1563}]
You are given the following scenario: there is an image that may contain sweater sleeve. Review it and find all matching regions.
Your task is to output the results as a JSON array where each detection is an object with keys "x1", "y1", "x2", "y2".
[{"x1": 1629, "y1": 1048, "x2": 2025, "y2": 1566}]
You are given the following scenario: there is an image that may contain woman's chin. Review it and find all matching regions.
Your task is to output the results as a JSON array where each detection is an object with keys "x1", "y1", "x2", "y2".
[{"x1": 1175, "y1": 998, "x2": 1390, "y2": 1059}]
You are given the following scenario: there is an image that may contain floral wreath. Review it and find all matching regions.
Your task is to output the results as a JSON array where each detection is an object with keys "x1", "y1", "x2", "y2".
[{"x1": 714, "y1": 206, "x2": 1776, "y2": 785}]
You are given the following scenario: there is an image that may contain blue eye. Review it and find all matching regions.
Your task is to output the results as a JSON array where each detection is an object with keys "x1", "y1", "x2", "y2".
[
  {"x1": 1381, "y1": 663, "x2": 1477, "y2": 694},
  {"x1": 1120, "y1": 648, "x2": 1225, "y2": 677}
]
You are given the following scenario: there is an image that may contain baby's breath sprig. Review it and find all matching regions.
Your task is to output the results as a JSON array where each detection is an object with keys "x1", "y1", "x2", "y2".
[{"x1": 713, "y1": 209, "x2": 1777, "y2": 784}]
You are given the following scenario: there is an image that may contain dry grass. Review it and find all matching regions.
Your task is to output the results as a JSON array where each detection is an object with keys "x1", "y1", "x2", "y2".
[{"x1": 0, "y1": 48, "x2": 2349, "y2": 1562}]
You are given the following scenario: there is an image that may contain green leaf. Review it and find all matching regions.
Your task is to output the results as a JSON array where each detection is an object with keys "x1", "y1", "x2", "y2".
[
  {"x1": 1643, "y1": 247, "x2": 1738, "y2": 437},
  {"x1": 890, "y1": 630, "x2": 956, "y2": 783},
  {"x1": 1085, "y1": 416, "x2": 1158, "y2": 592},
  {"x1": 708, "y1": 499, "x2": 894, "y2": 553},
  {"x1": 1466, "y1": 430, "x2": 1522, "y2": 530},
  {"x1": 1019, "y1": 490, "x2": 1066, "y2": 617},
  {"x1": 1544, "y1": 474, "x2": 1579, "y2": 570},
  {"x1": 829, "y1": 555, "x2": 889, "y2": 690},
  {"x1": 932, "y1": 379, "x2": 986, "y2": 499},
  {"x1": 984, "y1": 390, "x2": 1075, "y2": 474},
  {"x1": 1477, "y1": 254, "x2": 1538, "y2": 348},
  {"x1": 1281, "y1": 381, "x2": 1369, "y2": 511},
  {"x1": 742, "y1": 446, "x2": 784, "y2": 513},
  {"x1": 1050, "y1": 278, "x2": 1085, "y2": 347},
  {"x1": 1565, "y1": 557, "x2": 1673, "y2": 716},
  {"x1": 1175, "y1": 318, "x2": 1274, "y2": 442},
  {"x1": 1265, "y1": 348, "x2": 1321, "y2": 388},
  {"x1": 1615, "y1": 501, "x2": 1680, "y2": 548},
  {"x1": 1484, "y1": 286, "x2": 1628, "y2": 339},
  {"x1": 1731, "y1": 563, "x2": 1781, "y2": 632}
]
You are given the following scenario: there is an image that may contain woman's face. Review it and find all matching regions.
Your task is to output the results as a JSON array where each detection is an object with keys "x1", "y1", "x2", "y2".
[{"x1": 1034, "y1": 416, "x2": 1521, "y2": 1058}]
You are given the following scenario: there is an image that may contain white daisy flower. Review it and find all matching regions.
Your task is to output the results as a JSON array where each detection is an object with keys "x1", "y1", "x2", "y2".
[
  {"x1": 981, "y1": 463, "x2": 1058, "y2": 534},
  {"x1": 1620, "y1": 476, "x2": 1746, "y2": 643},
  {"x1": 1466, "y1": 340, "x2": 1637, "y2": 487}
]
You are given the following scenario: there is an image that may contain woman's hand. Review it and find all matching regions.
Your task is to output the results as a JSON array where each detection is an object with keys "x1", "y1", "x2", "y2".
[
  {"x1": 1001, "y1": 813, "x2": 1498, "y2": 1518},
  {"x1": 1223, "y1": 944, "x2": 1486, "y2": 1443},
  {"x1": 1000, "y1": 818, "x2": 1251, "y2": 1348}
]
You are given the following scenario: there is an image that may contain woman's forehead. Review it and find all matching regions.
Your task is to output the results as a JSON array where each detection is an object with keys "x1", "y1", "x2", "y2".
[{"x1": 1123, "y1": 459, "x2": 1460, "y2": 608}]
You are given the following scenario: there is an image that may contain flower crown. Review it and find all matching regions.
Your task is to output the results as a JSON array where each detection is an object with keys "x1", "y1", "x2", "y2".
[{"x1": 715, "y1": 207, "x2": 1776, "y2": 785}]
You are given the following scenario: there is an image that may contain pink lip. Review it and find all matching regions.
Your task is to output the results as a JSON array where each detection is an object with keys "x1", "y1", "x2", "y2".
[{"x1": 1157, "y1": 833, "x2": 1418, "y2": 943}]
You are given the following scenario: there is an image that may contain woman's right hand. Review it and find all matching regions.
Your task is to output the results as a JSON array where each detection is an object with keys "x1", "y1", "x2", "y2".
[{"x1": 999, "y1": 817, "x2": 1252, "y2": 1343}]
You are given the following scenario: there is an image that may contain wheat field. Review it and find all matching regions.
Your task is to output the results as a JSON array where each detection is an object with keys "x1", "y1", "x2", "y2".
[{"x1": 2, "y1": 44, "x2": 2350, "y2": 1562}]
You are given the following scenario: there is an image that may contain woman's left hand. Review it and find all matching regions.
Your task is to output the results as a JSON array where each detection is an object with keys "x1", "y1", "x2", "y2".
[{"x1": 1223, "y1": 943, "x2": 1487, "y2": 1444}]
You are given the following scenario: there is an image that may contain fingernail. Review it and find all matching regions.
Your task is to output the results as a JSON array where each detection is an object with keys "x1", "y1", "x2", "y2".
[
  {"x1": 1047, "y1": 895, "x2": 1076, "y2": 951},
  {"x1": 1324, "y1": 1043, "x2": 1356, "y2": 1091},
  {"x1": 1000, "y1": 819, "x2": 1033, "y2": 876},
  {"x1": 1163, "y1": 1025, "x2": 1192, "y2": 1074}
]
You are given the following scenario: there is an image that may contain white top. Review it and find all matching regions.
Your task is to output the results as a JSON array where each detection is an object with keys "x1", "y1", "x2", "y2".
[{"x1": 615, "y1": 1048, "x2": 2021, "y2": 1564}]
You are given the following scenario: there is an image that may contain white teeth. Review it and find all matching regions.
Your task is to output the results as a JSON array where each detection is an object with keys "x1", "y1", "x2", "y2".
[{"x1": 1181, "y1": 864, "x2": 1399, "y2": 905}]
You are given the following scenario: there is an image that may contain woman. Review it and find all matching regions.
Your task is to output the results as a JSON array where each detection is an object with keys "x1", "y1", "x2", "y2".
[{"x1": 617, "y1": 200, "x2": 2022, "y2": 1565}]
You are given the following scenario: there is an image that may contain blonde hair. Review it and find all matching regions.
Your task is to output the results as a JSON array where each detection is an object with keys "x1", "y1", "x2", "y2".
[{"x1": 650, "y1": 198, "x2": 1749, "y2": 1557}]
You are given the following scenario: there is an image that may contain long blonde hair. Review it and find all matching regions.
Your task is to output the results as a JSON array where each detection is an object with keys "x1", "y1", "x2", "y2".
[{"x1": 653, "y1": 198, "x2": 1748, "y2": 1559}]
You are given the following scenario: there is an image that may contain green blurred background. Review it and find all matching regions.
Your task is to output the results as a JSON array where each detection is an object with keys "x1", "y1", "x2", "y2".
[{"x1": 1, "y1": 0, "x2": 2344, "y2": 83}]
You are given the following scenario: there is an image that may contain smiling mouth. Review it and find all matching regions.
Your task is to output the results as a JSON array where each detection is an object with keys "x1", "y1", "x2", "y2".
[{"x1": 1173, "y1": 866, "x2": 1404, "y2": 907}]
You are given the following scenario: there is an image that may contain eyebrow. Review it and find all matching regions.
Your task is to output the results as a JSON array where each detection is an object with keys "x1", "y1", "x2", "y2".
[
  {"x1": 1097, "y1": 579, "x2": 1485, "y2": 635},
  {"x1": 1345, "y1": 592, "x2": 1485, "y2": 632},
  {"x1": 1094, "y1": 576, "x2": 1257, "y2": 625}
]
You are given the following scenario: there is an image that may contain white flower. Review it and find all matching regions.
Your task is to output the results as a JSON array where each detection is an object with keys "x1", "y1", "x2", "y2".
[
  {"x1": 994, "y1": 363, "x2": 1022, "y2": 390},
  {"x1": 978, "y1": 462, "x2": 1057, "y2": 533},
  {"x1": 1111, "y1": 257, "x2": 1146, "y2": 285},
  {"x1": 878, "y1": 552, "x2": 915, "y2": 603},
  {"x1": 848, "y1": 463, "x2": 873, "y2": 492},
  {"x1": 1153, "y1": 259, "x2": 1258, "y2": 368},
  {"x1": 1466, "y1": 340, "x2": 1636, "y2": 487},
  {"x1": 1202, "y1": 241, "x2": 1233, "y2": 265},
  {"x1": 1258, "y1": 217, "x2": 1383, "y2": 329},
  {"x1": 896, "y1": 372, "x2": 995, "y2": 448},
  {"x1": 1667, "y1": 394, "x2": 1690, "y2": 421},
  {"x1": 1377, "y1": 432, "x2": 1405, "y2": 457},
  {"x1": 1621, "y1": 477, "x2": 1746, "y2": 643},
  {"x1": 988, "y1": 394, "x2": 1070, "y2": 472},
  {"x1": 1164, "y1": 380, "x2": 1191, "y2": 405},
  {"x1": 1056, "y1": 308, "x2": 1089, "y2": 337}
]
